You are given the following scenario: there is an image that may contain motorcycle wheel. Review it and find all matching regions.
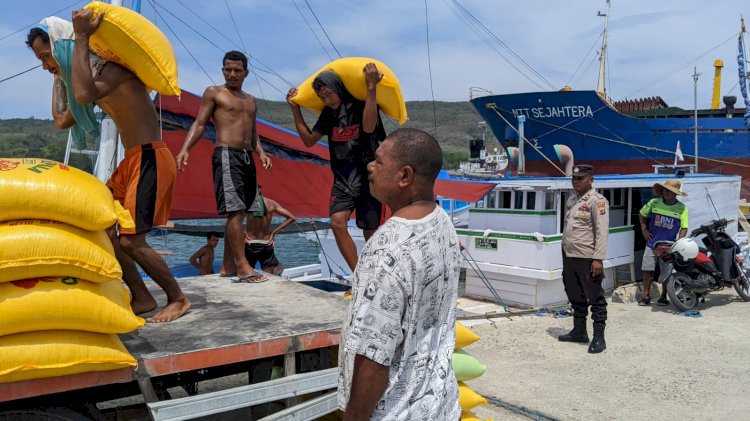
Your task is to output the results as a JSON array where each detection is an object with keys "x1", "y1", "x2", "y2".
[
  {"x1": 666, "y1": 273, "x2": 700, "y2": 311},
  {"x1": 734, "y1": 261, "x2": 750, "y2": 301}
]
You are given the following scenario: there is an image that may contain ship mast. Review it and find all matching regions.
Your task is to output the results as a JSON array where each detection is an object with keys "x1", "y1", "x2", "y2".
[{"x1": 596, "y1": 0, "x2": 611, "y2": 96}]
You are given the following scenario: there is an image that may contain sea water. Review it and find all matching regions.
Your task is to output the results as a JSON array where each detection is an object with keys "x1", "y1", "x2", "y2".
[{"x1": 145, "y1": 218, "x2": 321, "y2": 272}]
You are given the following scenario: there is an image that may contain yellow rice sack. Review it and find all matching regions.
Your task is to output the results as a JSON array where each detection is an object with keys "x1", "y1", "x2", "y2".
[
  {"x1": 452, "y1": 349, "x2": 487, "y2": 382},
  {"x1": 458, "y1": 382, "x2": 488, "y2": 411},
  {"x1": 461, "y1": 411, "x2": 490, "y2": 421},
  {"x1": 85, "y1": 2, "x2": 180, "y2": 96},
  {"x1": 455, "y1": 322, "x2": 480, "y2": 349},
  {"x1": 0, "y1": 220, "x2": 121, "y2": 284},
  {"x1": 0, "y1": 277, "x2": 143, "y2": 336},
  {"x1": 0, "y1": 330, "x2": 136, "y2": 384},
  {"x1": 0, "y1": 158, "x2": 133, "y2": 231},
  {"x1": 291, "y1": 57, "x2": 407, "y2": 124}
]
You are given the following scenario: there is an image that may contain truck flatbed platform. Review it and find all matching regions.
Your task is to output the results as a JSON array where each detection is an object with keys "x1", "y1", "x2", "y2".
[{"x1": 0, "y1": 275, "x2": 347, "y2": 404}]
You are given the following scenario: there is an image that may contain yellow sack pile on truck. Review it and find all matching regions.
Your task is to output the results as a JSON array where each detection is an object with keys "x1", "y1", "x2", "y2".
[
  {"x1": 0, "y1": 277, "x2": 143, "y2": 336},
  {"x1": 0, "y1": 158, "x2": 141, "y2": 384},
  {"x1": 85, "y1": 1, "x2": 180, "y2": 96},
  {"x1": 0, "y1": 158, "x2": 133, "y2": 231},
  {"x1": 0, "y1": 220, "x2": 121, "y2": 283},
  {"x1": 291, "y1": 57, "x2": 408, "y2": 124},
  {"x1": 0, "y1": 331, "x2": 136, "y2": 383}
]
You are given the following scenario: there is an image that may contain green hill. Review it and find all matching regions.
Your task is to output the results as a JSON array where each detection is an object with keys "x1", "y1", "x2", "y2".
[{"x1": 1, "y1": 100, "x2": 495, "y2": 169}]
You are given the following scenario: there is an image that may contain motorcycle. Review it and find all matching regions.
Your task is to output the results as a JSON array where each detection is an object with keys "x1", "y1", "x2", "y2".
[{"x1": 655, "y1": 218, "x2": 750, "y2": 311}]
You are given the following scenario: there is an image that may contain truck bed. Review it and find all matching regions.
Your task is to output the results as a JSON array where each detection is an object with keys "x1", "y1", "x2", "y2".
[{"x1": 0, "y1": 275, "x2": 347, "y2": 403}]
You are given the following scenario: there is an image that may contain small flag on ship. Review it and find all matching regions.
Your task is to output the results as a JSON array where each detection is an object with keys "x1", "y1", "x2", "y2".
[{"x1": 674, "y1": 141, "x2": 684, "y2": 165}]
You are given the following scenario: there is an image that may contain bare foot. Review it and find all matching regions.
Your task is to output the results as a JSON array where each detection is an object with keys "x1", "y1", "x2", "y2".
[
  {"x1": 146, "y1": 297, "x2": 191, "y2": 323},
  {"x1": 219, "y1": 272, "x2": 236, "y2": 277},
  {"x1": 131, "y1": 296, "x2": 158, "y2": 315}
]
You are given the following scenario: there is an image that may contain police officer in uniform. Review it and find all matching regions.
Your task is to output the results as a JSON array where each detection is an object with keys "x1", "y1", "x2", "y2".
[{"x1": 559, "y1": 164, "x2": 609, "y2": 354}]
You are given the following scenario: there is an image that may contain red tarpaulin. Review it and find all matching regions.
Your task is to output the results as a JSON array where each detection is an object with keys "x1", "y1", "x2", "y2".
[{"x1": 157, "y1": 92, "x2": 495, "y2": 219}]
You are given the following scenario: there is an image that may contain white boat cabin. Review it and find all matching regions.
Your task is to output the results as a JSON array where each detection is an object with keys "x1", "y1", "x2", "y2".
[{"x1": 459, "y1": 173, "x2": 741, "y2": 308}]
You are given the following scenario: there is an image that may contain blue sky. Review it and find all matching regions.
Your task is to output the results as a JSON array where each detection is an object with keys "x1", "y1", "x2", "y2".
[{"x1": 0, "y1": 0, "x2": 748, "y2": 120}]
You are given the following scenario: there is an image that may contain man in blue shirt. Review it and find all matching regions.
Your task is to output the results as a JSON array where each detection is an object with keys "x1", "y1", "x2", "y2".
[{"x1": 638, "y1": 179, "x2": 689, "y2": 306}]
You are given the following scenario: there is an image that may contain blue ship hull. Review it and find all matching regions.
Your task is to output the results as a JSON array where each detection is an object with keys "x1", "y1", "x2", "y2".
[{"x1": 471, "y1": 90, "x2": 750, "y2": 194}]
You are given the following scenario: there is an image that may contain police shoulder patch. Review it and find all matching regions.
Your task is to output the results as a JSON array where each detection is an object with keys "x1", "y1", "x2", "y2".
[{"x1": 596, "y1": 200, "x2": 607, "y2": 215}]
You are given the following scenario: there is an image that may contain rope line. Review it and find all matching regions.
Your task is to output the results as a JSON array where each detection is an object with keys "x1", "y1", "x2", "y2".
[
  {"x1": 148, "y1": 0, "x2": 215, "y2": 85},
  {"x1": 0, "y1": 0, "x2": 85, "y2": 43},
  {"x1": 0, "y1": 65, "x2": 41, "y2": 84},
  {"x1": 483, "y1": 395, "x2": 562, "y2": 421},
  {"x1": 424, "y1": 0, "x2": 438, "y2": 137},
  {"x1": 304, "y1": 0, "x2": 342, "y2": 58},
  {"x1": 292, "y1": 0, "x2": 333, "y2": 61},
  {"x1": 224, "y1": 0, "x2": 248, "y2": 55}
]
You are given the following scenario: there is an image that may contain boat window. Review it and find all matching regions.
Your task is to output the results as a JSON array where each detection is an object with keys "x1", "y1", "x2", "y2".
[
  {"x1": 602, "y1": 189, "x2": 611, "y2": 202},
  {"x1": 499, "y1": 191, "x2": 512, "y2": 209},
  {"x1": 514, "y1": 192, "x2": 524, "y2": 209},
  {"x1": 526, "y1": 192, "x2": 536, "y2": 210},
  {"x1": 486, "y1": 191, "x2": 497, "y2": 208},
  {"x1": 614, "y1": 189, "x2": 623, "y2": 206},
  {"x1": 544, "y1": 192, "x2": 555, "y2": 210}
]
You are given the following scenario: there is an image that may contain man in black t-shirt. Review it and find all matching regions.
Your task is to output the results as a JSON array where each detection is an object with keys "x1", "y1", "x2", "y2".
[{"x1": 286, "y1": 63, "x2": 386, "y2": 272}]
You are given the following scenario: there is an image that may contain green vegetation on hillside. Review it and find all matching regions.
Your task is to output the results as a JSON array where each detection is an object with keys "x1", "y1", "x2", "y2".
[{"x1": 1, "y1": 99, "x2": 498, "y2": 169}]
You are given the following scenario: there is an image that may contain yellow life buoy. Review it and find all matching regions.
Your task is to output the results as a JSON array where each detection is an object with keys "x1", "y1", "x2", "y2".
[
  {"x1": 291, "y1": 57, "x2": 407, "y2": 125},
  {"x1": 0, "y1": 330, "x2": 136, "y2": 384},
  {"x1": 0, "y1": 220, "x2": 121, "y2": 284},
  {"x1": 0, "y1": 158, "x2": 134, "y2": 231},
  {"x1": 84, "y1": 2, "x2": 180, "y2": 96},
  {"x1": 0, "y1": 277, "x2": 143, "y2": 336}
]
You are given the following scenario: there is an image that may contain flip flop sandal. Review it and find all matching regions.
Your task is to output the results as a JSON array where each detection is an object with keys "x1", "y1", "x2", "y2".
[
  {"x1": 231, "y1": 273, "x2": 267, "y2": 283},
  {"x1": 656, "y1": 298, "x2": 669, "y2": 306},
  {"x1": 637, "y1": 297, "x2": 651, "y2": 306}
]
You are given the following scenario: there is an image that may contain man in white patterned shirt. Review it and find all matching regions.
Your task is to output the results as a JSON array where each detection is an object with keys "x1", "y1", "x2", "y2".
[{"x1": 338, "y1": 128, "x2": 461, "y2": 420}]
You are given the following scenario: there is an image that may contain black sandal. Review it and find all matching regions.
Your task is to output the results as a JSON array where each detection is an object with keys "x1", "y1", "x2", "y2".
[{"x1": 638, "y1": 297, "x2": 651, "y2": 306}]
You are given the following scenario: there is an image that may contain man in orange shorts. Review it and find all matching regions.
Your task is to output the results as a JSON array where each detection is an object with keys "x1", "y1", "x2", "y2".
[{"x1": 27, "y1": 9, "x2": 190, "y2": 322}]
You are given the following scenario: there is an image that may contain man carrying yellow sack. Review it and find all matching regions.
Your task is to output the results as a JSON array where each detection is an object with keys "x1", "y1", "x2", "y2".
[
  {"x1": 286, "y1": 63, "x2": 387, "y2": 275},
  {"x1": 26, "y1": 9, "x2": 190, "y2": 323}
]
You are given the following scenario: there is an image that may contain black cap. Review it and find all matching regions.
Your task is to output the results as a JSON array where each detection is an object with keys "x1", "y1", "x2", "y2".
[{"x1": 572, "y1": 164, "x2": 593, "y2": 176}]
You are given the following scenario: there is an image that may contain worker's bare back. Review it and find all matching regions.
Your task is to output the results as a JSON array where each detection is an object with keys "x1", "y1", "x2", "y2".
[
  {"x1": 206, "y1": 85, "x2": 257, "y2": 150},
  {"x1": 94, "y1": 63, "x2": 160, "y2": 150}
]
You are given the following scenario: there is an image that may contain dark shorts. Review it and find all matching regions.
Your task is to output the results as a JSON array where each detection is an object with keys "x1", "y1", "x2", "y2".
[
  {"x1": 330, "y1": 180, "x2": 383, "y2": 230},
  {"x1": 244, "y1": 242, "x2": 279, "y2": 269},
  {"x1": 212, "y1": 146, "x2": 256, "y2": 215}
]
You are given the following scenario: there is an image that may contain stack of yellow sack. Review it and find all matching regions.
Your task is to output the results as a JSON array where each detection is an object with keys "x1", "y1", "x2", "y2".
[
  {"x1": 0, "y1": 158, "x2": 142, "y2": 383},
  {"x1": 454, "y1": 322, "x2": 491, "y2": 421}
]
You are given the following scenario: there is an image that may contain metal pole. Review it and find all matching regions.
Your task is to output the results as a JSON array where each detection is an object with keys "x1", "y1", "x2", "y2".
[
  {"x1": 693, "y1": 66, "x2": 700, "y2": 173},
  {"x1": 518, "y1": 115, "x2": 526, "y2": 176}
]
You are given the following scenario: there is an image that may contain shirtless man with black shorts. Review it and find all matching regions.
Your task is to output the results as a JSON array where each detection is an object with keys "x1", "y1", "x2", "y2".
[{"x1": 176, "y1": 51, "x2": 271, "y2": 282}]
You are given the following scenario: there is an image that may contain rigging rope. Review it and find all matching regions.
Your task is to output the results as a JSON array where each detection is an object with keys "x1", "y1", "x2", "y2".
[
  {"x1": 442, "y1": 0, "x2": 549, "y2": 91},
  {"x1": 0, "y1": 0, "x2": 85, "y2": 44},
  {"x1": 424, "y1": 0, "x2": 438, "y2": 137},
  {"x1": 148, "y1": 0, "x2": 215, "y2": 85},
  {"x1": 0, "y1": 65, "x2": 40, "y2": 85},
  {"x1": 224, "y1": 0, "x2": 248, "y2": 55},
  {"x1": 292, "y1": 0, "x2": 333, "y2": 61},
  {"x1": 622, "y1": 32, "x2": 737, "y2": 100},
  {"x1": 447, "y1": 0, "x2": 557, "y2": 91},
  {"x1": 565, "y1": 31, "x2": 603, "y2": 88},
  {"x1": 304, "y1": 0, "x2": 342, "y2": 59}
]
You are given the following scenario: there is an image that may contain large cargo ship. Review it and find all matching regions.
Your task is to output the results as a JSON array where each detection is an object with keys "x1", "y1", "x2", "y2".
[{"x1": 470, "y1": 1, "x2": 750, "y2": 195}]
